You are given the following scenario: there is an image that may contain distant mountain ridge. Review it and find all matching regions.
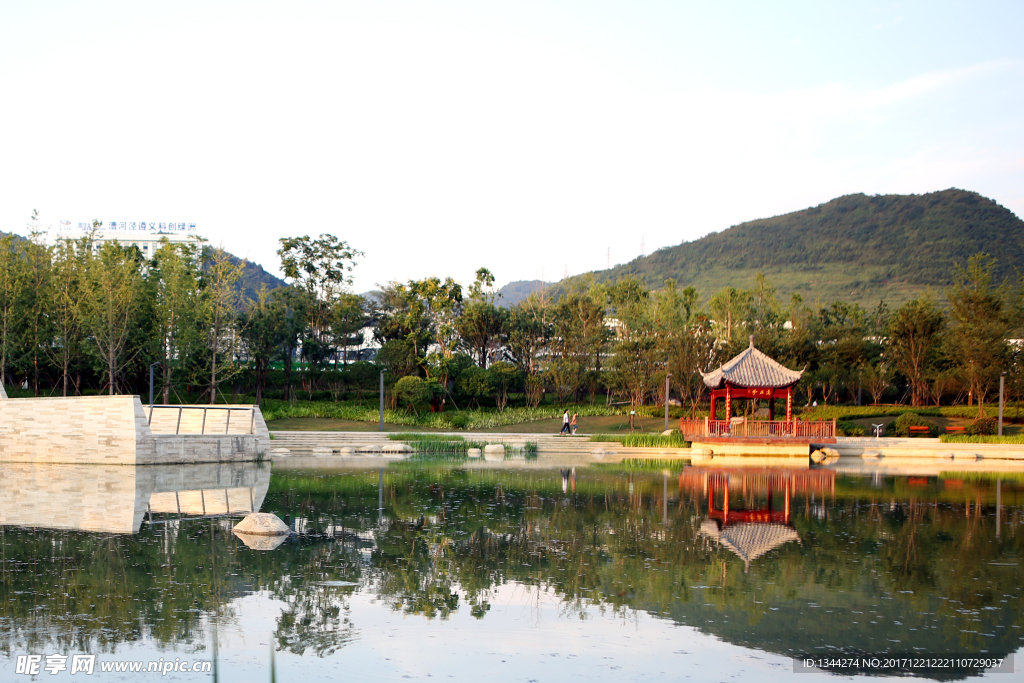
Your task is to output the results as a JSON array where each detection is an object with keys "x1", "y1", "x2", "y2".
[
  {"x1": 495, "y1": 280, "x2": 553, "y2": 307},
  {"x1": 571, "y1": 189, "x2": 1024, "y2": 306}
]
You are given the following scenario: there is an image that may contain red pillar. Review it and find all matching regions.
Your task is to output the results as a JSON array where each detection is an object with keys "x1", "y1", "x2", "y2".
[
  {"x1": 786, "y1": 387, "x2": 793, "y2": 421},
  {"x1": 710, "y1": 395, "x2": 717, "y2": 421},
  {"x1": 725, "y1": 386, "x2": 732, "y2": 427}
]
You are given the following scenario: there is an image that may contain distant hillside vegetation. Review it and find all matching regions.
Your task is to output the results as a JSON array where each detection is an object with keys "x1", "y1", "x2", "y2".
[
  {"x1": 579, "y1": 189, "x2": 1024, "y2": 306},
  {"x1": 207, "y1": 250, "x2": 287, "y2": 302},
  {"x1": 496, "y1": 280, "x2": 553, "y2": 307}
]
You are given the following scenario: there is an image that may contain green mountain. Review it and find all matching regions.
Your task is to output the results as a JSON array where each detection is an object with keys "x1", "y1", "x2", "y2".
[
  {"x1": 495, "y1": 279, "x2": 552, "y2": 307},
  {"x1": 583, "y1": 189, "x2": 1024, "y2": 307},
  {"x1": 208, "y1": 250, "x2": 287, "y2": 303}
]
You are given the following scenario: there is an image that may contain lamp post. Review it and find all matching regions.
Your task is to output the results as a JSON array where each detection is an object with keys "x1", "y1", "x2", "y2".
[
  {"x1": 379, "y1": 370, "x2": 385, "y2": 432},
  {"x1": 998, "y1": 372, "x2": 1006, "y2": 436},
  {"x1": 664, "y1": 373, "x2": 672, "y2": 432},
  {"x1": 149, "y1": 362, "x2": 161, "y2": 406}
]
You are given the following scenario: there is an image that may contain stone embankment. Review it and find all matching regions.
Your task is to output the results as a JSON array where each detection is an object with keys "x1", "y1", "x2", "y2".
[
  {"x1": 268, "y1": 431, "x2": 689, "y2": 466},
  {"x1": 0, "y1": 393, "x2": 270, "y2": 464},
  {"x1": 830, "y1": 437, "x2": 1024, "y2": 461}
]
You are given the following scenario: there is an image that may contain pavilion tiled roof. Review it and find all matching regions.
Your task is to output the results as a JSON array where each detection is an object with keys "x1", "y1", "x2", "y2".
[
  {"x1": 699, "y1": 519, "x2": 801, "y2": 571},
  {"x1": 701, "y1": 338, "x2": 804, "y2": 389}
]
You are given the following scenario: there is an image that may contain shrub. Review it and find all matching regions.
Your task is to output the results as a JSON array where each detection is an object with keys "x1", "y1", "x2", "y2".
[
  {"x1": 964, "y1": 416, "x2": 997, "y2": 436},
  {"x1": 836, "y1": 420, "x2": 865, "y2": 437},
  {"x1": 394, "y1": 376, "x2": 432, "y2": 412},
  {"x1": 456, "y1": 366, "x2": 492, "y2": 406},
  {"x1": 886, "y1": 412, "x2": 939, "y2": 437},
  {"x1": 445, "y1": 412, "x2": 471, "y2": 429}
]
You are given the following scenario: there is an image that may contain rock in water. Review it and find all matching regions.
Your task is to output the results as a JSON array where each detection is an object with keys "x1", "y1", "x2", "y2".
[
  {"x1": 467, "y1": 448, "x2": 482, "y2": 458},
  {"x1": 233, "y1": 513, "x2": 290, "y2": 536}
]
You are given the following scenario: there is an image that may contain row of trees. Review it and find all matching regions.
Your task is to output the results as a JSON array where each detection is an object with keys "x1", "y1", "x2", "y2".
[{"x1": 1, "y1": 221, "x2": 1020, "y2": 416}]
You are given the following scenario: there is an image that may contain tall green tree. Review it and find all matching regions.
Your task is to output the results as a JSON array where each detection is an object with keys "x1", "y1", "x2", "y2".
[
  {"x1": 503, "y1": 294, "x2": 551, "y2": 407},
  {"x1": 202, "y1": 247, "x2": 244, "y2": 403},
  {"x1": 19, "y1": 227, "x2": 53, "y2": 395},
  {"x1": 946, "y1": 254, "x2": 1012, "y2": 417},
  {"x1": 238, "y1": 285, "x2": 287, "y2": 405},
  {"x1": 278, "y1": 234, "x2": 362, "y2": 374},
  {"x1": 150, "y1": 239, "x2": 204, "y2": 403},
  {"x1": 456, "y1": 268, "x2": 507, "y2": 369},
  {"x1": 0, "y1": 231, "x2": 26, "y2": 391},
  {"x1": 79, "y1": 241, "x2": 145, "y2": 394},
  {"x1": 47, "y1": 237, "x2": 89, "y2": 396},
  {"x1": 887, "y1": 298, "x2": 946, "y2": 407}
]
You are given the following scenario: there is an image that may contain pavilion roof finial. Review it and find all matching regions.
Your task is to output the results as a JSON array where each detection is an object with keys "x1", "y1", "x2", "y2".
[{"x1": 749, "y1": 334, "x2": 754, "y2": 348}]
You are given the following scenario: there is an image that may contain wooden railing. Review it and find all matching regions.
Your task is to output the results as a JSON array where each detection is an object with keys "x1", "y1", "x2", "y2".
[{"x1": 679, "y1": 417, "x2": 835, "y2": 439}]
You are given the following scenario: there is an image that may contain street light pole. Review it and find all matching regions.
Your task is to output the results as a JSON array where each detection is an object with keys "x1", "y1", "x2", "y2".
[
  {"x1": 379, "y1": 370, "x2": 385, "y2": 432},
  {"x1": 998, "y1": 372, "x2": 1006, "y2": 436},
  {"x1": 664, "y1": 373, "x2": 672, "y2": 432},
  {"x1": 149, "y1": 362, "x2": 161, "y2": 406}
]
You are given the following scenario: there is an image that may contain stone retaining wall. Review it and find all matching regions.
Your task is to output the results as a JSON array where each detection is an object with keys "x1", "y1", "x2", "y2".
[{"x1": 0, "y1": 395, "x2": 270, "y2": 464}]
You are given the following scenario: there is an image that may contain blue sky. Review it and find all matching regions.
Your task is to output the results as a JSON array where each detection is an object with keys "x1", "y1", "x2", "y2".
[{"x1": 1, "y1": 1, "x2": 1022, "y2": 291}]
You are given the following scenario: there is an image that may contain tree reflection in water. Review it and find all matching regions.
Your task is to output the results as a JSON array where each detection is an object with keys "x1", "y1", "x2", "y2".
[{"x1": 0, "y1": 465, "x2": 1021, "y2": 667}]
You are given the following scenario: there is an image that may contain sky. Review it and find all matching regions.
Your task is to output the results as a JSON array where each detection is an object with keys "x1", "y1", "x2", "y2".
[{"x1": 1, "y1": 1, "x2": 1023, "y2": 293}]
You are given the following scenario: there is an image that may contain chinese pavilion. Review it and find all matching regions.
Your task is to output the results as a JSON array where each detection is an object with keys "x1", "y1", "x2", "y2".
[{"x1": 701, "y1": 336, "x2": 804, "y2": 422}]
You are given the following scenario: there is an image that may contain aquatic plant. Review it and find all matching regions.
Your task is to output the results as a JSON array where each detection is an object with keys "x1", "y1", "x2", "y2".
[{"x1": 589, "y1": 433, "x2": 690, "y2": 448}]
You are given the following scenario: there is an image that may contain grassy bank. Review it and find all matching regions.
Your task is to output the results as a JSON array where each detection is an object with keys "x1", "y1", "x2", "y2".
[
  {"x1": 939, "y1": 434, "x2": 1024, "y2": 444},
  {"x1": 262, "y1": 399, "x2": 629, "y2": 430}
]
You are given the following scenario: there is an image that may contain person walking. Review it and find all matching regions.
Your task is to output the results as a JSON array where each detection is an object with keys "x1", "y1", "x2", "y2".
[
  {"x1": 560, "y1": 410, "x2": 571, "y2": 434},
  {"x1": 570, "y1": 412, "x2": 578, "y2": 435}
]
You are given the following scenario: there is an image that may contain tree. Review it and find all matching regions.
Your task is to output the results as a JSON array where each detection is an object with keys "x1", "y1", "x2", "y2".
[
  {"x1": 394, "y1": 375, "x2": 431, "y2": 413},
  {"x1": 79, "y1": 241, "x2": 145, "y2": 394},
  {"x1": 946, "y1": 254, "x2": 1012, "y2": 417},
  {"x1": 709, "y1": 286, "x2": 749, "y2": 344},
  {"x1": 331, "y1": 293, "x2": 370, "y2": 365},
  {"x1": 456, "y1": 268, "x2": 507, "y2": 369},
  {"x1": 503, "y1": 294, "x2": 551, "y2": 407},
  {"x1": 0, "y1": 231, "x2": 26, "y2": 391},
  {"x1": 19, "y1": 226, "x2": 53, "y2": 396},
  {"x1": 238, "y1": 285, "x2": 287, "y2": 405},
  {"x1": 456, "y1": 365, "x2": 492, "y2": 408},
  {"x1": 862, "y1": 362, "x2": 893, "y2": 406},
  {"x1": 47, "y1": 237, "x2": 89, "y2": 396},
  {"x1": 606, "y1": 277, "x2": 656, "y2": 409},
  {"x1": 202, "y1": 247, "x2": 244, "y2": 403},
  {"x1": 150, "y1": 239, "x2": 204, "y2": 403},
  {"x1": 886, "y1": 298, "x2": 946, "y2": 407},
  {"x1": 488, "y1": 361, "x2": 521, "y2": 412}
]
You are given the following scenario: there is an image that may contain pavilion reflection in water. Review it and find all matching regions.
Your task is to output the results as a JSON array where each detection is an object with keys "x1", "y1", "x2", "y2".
[
  {"x1": 685, "y1": 468, "x2": 835, "y2": 571},
  {"x1": 0, "y1": 462, "x2": 270, "y2": 534}
]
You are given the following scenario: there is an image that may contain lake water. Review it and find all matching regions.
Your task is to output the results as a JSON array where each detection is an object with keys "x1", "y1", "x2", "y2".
[{"x1": 0, "y1": 459, "x2": 1021, "y2": 681}]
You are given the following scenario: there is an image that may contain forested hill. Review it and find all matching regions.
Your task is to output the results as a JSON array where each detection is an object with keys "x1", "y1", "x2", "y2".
[
  {"x1": 495, "y1": 280, "x2": 552, "y2": 307},
  {"x1": 582, "y1": 189, "x2": 1024, "y2": 306},
  {"x1": 209, "y1": 251, "x2": 287, "y2": 302}
]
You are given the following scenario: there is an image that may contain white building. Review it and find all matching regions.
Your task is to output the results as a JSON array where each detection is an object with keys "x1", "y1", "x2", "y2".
[{"x1": 51, "y1": 220, "x2": 202, "y2": 258}]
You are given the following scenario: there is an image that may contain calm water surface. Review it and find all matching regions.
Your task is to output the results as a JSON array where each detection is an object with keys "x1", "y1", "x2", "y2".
[{"x1": 0, "y1": 460, "x2": 1022, "y2": 681}]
